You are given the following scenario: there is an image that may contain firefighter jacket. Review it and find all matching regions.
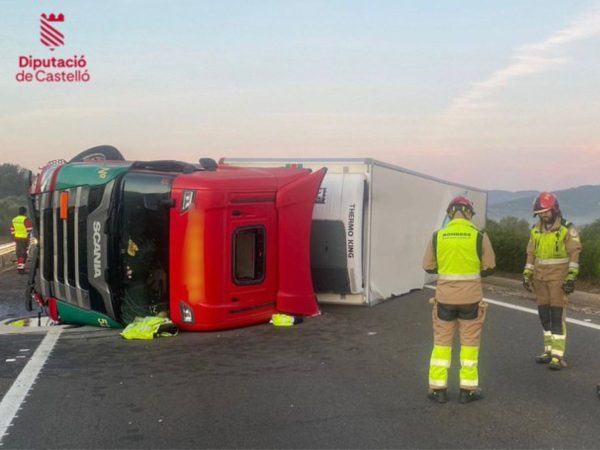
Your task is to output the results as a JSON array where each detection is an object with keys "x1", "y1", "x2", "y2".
[
  {"x1": 11, "y1": 215, "x2": 33, "y2": 240},
  {"x1": 423, "y1": 217, "x2": 496, "y2": 305},
  {"x1": 525, "y1": 216, "x2": 582, "y2": 282}
]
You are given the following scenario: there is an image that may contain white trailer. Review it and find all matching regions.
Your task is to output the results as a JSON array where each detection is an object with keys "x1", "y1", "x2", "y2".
[{"x1": 222, "y1": 158, "x2": 487, "y2": 306}]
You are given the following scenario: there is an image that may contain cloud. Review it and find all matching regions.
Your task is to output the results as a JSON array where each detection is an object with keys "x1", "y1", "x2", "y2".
[{"x1": 444, "y1": 5, "x2": 600, "y2": 118}]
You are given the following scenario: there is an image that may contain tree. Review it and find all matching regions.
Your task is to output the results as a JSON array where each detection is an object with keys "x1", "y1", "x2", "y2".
[
  {"x1": 0, "y1": 164, "x2": 30, "y2": 198},
  {"x1": 579, "y1": 219, "x2": 600, "y2": 280},
  {"x1": 486, "y1": 217, "x2": 530, "y2": 273},
  {"x1": 0, "y1": 164, "x2": 31, "y2": 237},
  {"x1": 0, "y1": 196, "x2": 28, "y2": 238}
]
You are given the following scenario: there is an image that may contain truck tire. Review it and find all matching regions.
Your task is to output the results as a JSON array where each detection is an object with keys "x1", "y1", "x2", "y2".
[{"x1": 68, "y1": 145, "x2": 125, "y2": 163}]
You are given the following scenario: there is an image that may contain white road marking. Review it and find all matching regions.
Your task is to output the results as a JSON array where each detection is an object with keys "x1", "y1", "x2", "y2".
[
  {"x1": 425, "y1": 285, "x2": 600, "y2": 331},
  {"x1": 0, "y1": 329, "x2": 62, "y2": 444}
]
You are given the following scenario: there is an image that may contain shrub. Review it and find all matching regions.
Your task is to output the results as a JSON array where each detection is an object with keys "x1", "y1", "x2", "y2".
[{"x1": 485, "y1": 217, "x2": 530, "y2": 273}]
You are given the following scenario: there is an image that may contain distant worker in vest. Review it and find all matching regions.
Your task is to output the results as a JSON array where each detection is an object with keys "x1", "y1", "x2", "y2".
[
  {"x1": 10, "y1": 206, "x2": 33, "y2": 274},
  {"x1": 423, "y1": 196, "x2": 496, "y2": 404},
  {"x1": 522, "y1": 192, "x2": 581, "y2": 370}
]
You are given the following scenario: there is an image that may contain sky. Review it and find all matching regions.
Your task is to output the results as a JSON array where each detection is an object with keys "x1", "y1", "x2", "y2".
[{"x1": 1, "y1": 0, "x2": 600, "y2": 191}]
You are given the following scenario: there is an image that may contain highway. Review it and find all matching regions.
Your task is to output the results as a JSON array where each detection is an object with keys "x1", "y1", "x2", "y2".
[{"x1": 0, "y1": 267, "x2": 599, "y2": 449}]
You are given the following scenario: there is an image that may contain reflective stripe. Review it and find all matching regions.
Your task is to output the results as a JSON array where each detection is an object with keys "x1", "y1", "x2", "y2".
[
  {"x1": 438, "y1": 273, "x2": 481, "y2": 281},
  {"x1": 551, "y1": 333, "x2": 566, "y2": 358},
  {"x1": 537, "y1": 258, "x2": 569, "y2": 265},
  {"x1": 525, "y1": 263, "x2": 534, "y2": 270},
  {"x1": 568, "y1": 262, "x2": 579, "y2": 269},
  {"x1": 460, "y1": 359, "x2": 478, "y2": 368},
  {"x1": 459, "y1": 346, "x2": 479, "y2": 388},
  {"x1": 543, "y1": 331, "x2": 552, "y2": 351},
  {"x1": 429, "y1": 345, "x2": 451, "y2": 388},
  {"x1": 430, "y1": 358, "x2": 451, "y2": 368}
]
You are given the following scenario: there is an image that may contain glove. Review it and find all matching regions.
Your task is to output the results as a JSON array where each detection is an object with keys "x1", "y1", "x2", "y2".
[
  {"x1": 480, "y1": 269, "x2": 495, "y2": 278},
  {"x1": 523, "y1": 268, "x2": 533, "y2": 292},
  {"x1": 563, "y1": 279, "x2": 575, "y2": 294},
  {"x1": 563, "y1": 267, "x2": 578, "y2": 294}
]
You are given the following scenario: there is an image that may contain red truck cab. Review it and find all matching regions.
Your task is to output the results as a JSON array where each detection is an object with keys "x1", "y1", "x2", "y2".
[{"x1": 169, "y1": 164, "x2": 326, "y2": 331}]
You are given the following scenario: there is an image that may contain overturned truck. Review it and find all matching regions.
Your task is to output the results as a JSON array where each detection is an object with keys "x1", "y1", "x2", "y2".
[
  {"x1": 223, "y1": 158, "x2": 488, "y2": 306},
  {"x1": 27, "y1": 146, "x2": 326, "y2": 331}
]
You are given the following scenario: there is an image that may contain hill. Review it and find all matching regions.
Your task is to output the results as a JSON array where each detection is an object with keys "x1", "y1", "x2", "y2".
[{"x1": 488, "y1": 185, "x2": 600, "y2": 225}]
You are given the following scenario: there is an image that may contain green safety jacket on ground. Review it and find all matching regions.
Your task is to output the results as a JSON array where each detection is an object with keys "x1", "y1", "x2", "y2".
[{"x1": 121, "y1": 316, "x2": 178, "y2": 340}]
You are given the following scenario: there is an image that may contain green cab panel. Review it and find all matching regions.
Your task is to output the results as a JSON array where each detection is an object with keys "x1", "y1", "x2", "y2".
[
  {"x1": 57, "y1": 301, "x2": 123, "y2": 329},
  {"x1": 55, "y1": 162, "x2": 132, "y2": 189}
]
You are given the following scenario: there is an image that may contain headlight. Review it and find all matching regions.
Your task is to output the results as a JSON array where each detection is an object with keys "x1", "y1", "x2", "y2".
[
  {"x1": 180, "y1": 301, "x2": 195, "y2": 323},
  {"x1": 180, "y1": 190, "x2": 196, "y2": 213}
]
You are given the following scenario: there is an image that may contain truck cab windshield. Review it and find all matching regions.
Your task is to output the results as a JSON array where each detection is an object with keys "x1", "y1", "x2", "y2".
[{"x1": 116, "y1": 171, "x2": 173, "y2": 323}]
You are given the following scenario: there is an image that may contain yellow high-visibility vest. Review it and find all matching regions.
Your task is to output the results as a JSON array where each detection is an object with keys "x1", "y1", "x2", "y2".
[
  {"x1": 12, "y1": 215, "x2": 29, "y2": 239},
  {"x1": 435, "y1": 218, "x2": 481, "y2": 281},
  {"x1": 531, "y1": 222, "x2": 569, "y2": 265}
]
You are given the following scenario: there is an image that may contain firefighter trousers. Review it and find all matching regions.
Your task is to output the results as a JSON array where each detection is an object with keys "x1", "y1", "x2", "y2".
[
  {"x1": 15, "y1": 239, "x2": 29, "y2": 270},
  {"x1": 429, "y1": 301, "x2": 487, "y2": 391},
  {"x1": 534, "y1": 279, "x2": 568, "y2": 360}
]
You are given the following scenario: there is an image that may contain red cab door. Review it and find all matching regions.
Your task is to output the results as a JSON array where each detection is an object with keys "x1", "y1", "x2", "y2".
[{"x1": 225, "y1": 196, "x2": 278, "y2": 322}]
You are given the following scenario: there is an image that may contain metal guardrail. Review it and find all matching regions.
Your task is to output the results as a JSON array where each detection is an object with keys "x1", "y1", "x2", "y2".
[
  {"x1": 0, "y1": 243, "x2": 16, "y2": 256},
  {"x1": 0, "y1": 242, "x2": 16, "y2": 270}
]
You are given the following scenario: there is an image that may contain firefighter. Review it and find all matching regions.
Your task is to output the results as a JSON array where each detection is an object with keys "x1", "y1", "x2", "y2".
[
  {"x1": 10, "y1": 206, "x2": 33, "y2": 274},
  {"x1": 423, "y1": 196, "x2": 496, "y2": 404},
  {"x1": 522, "y1": 192, "x2": 582, "y2": 370}
]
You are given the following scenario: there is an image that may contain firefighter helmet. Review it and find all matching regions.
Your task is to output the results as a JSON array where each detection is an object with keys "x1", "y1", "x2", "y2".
[
  {"x1": 533, "y1": 192, "x2": 560, "y2": 215},
  {"x1": 447, "y1": 196, "x2": 475, "y2": 216}
]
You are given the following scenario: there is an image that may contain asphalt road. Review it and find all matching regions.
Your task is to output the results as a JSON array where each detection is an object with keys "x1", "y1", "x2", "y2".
[{"x1": 1, "y1": 267, "x2": 600, "y2": 449}]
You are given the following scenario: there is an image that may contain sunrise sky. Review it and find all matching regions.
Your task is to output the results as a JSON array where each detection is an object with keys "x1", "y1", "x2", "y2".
[{"x1": 2, "y1": 0, "x2": 600, "y2": 191}]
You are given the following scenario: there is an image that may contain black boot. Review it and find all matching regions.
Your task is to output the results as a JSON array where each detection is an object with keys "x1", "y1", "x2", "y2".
[
  {"x1": 459, "y1": 388, "x2": 483, "y2": 404},
  {"x1": 428, "y1": 389, "x2": 448, "y2": 404},
  {"x1": 549, "y1": 357, "x2": 566, "y2": 370},
  {"x1": 535, "y1": 352, "x2": 552, "y2": 364}
]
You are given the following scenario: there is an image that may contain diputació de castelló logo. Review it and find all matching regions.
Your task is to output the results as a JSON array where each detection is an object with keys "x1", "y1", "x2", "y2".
[
  {"x1": 40, "y1": 13, "x2": 65, "y2": 51},
  {"x1": 16, "y1": 13, "x2": 91, "y2": 83}
]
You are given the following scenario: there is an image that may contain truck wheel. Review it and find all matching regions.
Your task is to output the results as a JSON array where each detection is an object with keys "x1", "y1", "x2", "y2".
[{"x1": 68, "y1": 145, "x2": 125, "y2": 163}]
